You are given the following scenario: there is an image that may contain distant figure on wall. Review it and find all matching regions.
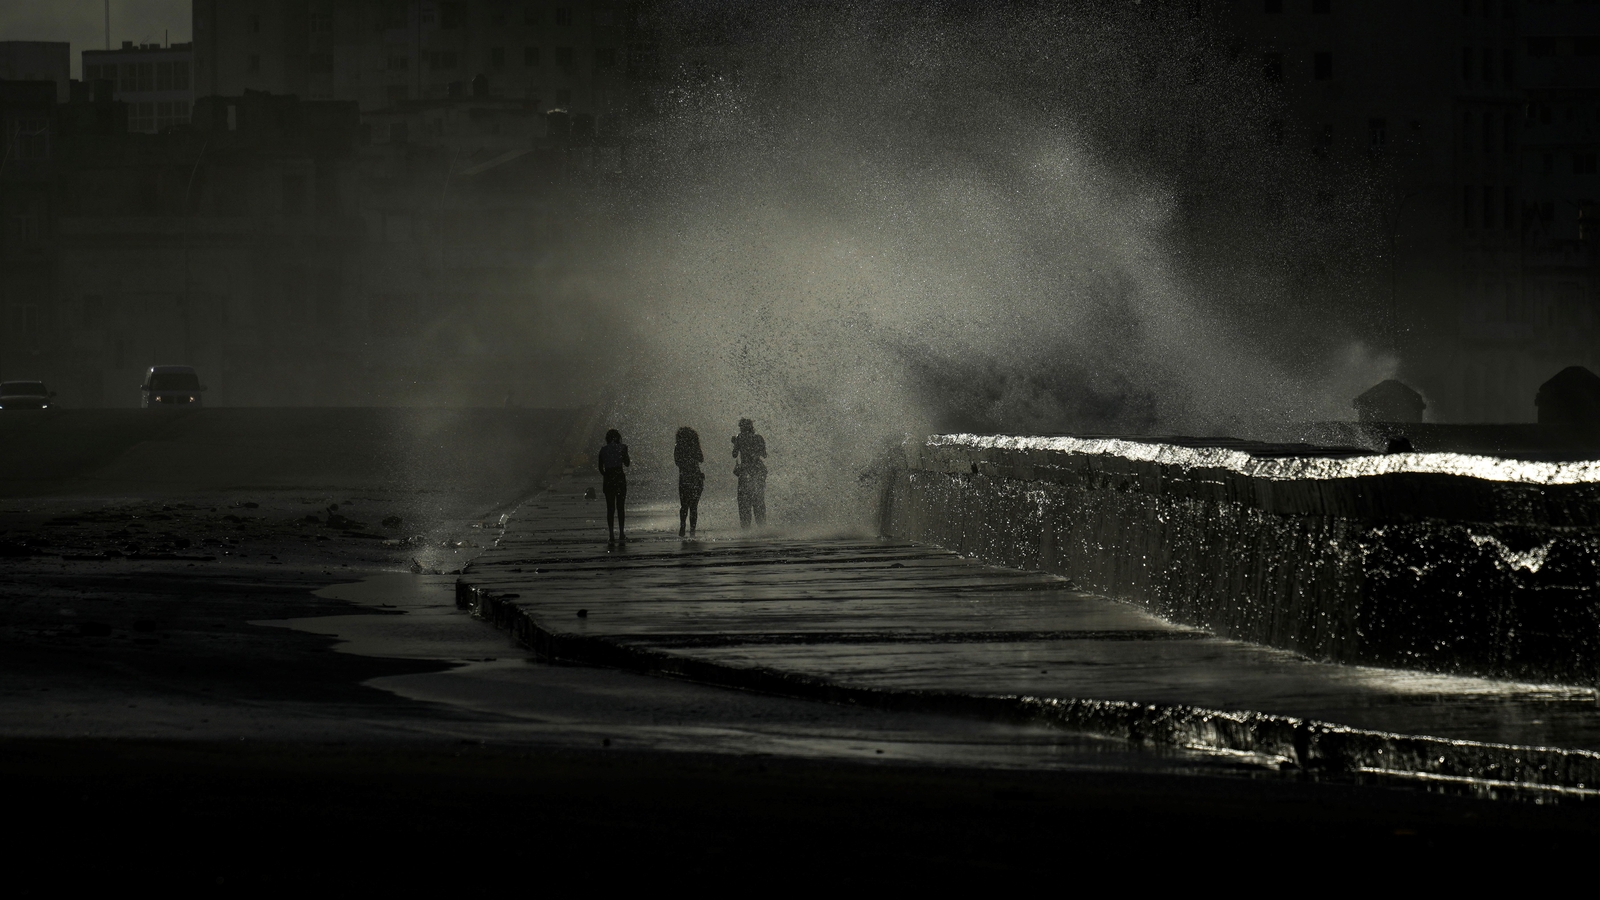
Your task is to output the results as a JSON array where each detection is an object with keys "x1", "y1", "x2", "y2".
[
  {"x1": 597, "y1": 428, "x2": 631, "y2": 545},
  {"x1": 674, "y1": 426, "x2": 705, "y2": 538},
  {"x1": 732, "y1": 418, "x2": 767, "y2": 529}
]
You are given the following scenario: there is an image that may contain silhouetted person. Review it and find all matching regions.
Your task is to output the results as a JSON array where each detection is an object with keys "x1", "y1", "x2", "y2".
[
  {"x1": 732, "y1": 417, "x2": 767, "y2": 528},
  {"x1": 597, "y1": 428, "x2": 631, "y2": 544},
  {"x1": 674, "y1": 426, "x2": 705, "y2": 537}
]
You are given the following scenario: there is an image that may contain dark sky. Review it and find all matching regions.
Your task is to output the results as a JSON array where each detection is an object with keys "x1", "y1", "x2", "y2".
[{"x1": 0, "y1": 0, "x2": 190, "y2": 77}]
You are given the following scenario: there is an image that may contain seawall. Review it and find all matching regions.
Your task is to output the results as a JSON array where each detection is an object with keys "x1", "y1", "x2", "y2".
[{"x1": 880, "y1": 435, "x2": 1600, "y2": 686}]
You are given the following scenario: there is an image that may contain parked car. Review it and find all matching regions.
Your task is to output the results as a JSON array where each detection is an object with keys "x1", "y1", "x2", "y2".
[
  {"x1": 141, "y1": 366, "x2": 206, "y2": 408},
  {"x1": 0, "y1": 380, "x2": 55, "y2": 410}
]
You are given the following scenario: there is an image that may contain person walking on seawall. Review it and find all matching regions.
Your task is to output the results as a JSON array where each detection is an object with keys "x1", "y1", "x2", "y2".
[
  {"x1": 675, "y1": 426, "x2": 706, "y2": 538},
  {"x1": 732, "y1": 417, "x2": 767, "y2": 529},
  {"x1": 598, "y1": 428, "x2": 631, "y2": 545}
]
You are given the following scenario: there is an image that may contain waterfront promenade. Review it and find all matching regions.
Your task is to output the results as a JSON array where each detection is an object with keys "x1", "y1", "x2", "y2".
[{"x1": 460, "y1": 470, "x2": 1600, "y2": 795}]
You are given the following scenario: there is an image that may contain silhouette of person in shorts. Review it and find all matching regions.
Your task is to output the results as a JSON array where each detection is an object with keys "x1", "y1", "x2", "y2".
[
  {"x1": 674, "y1": 426, "x2": 705, "y2": 537},
  {"x1": 597, "y1": 428, "x2": 631, "y2": 544},
  {"x1": 731, "y1": 418, "x2": 767, "y2": 528}
]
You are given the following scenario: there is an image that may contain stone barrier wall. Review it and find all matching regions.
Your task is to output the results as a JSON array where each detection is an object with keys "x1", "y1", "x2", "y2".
[{"x1": 881, "y1": 436, "x2": 1600, "y2": 686}]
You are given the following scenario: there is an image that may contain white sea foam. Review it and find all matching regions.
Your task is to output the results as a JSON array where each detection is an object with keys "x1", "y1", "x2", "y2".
[{"x1": 929, "y1": 434, "x2": 1600, "y2": 486}]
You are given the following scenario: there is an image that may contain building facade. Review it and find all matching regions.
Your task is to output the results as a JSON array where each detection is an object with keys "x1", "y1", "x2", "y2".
[
  {"x1": 192, "y1": 1, "x2": 627, "y2": 121},
  {"x1": 81, "y1": 42, "x2": 195, "y2": 134},
  {"x1": 0, "y1": 81, "x2": 59, "y2": 386},
  {"x1": 1219, "y1": 0, "x2": 1600, "y2": 422},
  {"x1": 0, "y1": 42, "x2": 70, "y2": 103}
]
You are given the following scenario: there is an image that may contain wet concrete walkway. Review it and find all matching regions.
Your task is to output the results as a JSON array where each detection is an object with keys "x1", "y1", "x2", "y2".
[{"x1": 459, "y1": 473, "x2": 1600, "y2": 791}]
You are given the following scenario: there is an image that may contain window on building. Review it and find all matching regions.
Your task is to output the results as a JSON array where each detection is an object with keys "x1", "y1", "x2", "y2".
[
  {"x1": 8, "y1": 117, "x2": 50, "y2": 159},
  {"x1": 248, "y1": 55, "x2": 261, "y2": 74},
  {"x1": 430, "y1": 51, "x2": 458, "y2": 70},
  {"x1": 1483, "y1": 111, "x2": 1495, "y2": 153},
  {"x1": 1314, "y1": 52, "x2": 1333, "y2": 80},
  {"x1": 1504, "y1": 186, "x2": 1515, "y2": 230},
  {"x1": 386, "y1": 86, "x2": 409, "y2": 105},
  {"x1": 387, "y1": 55, "x2": 409, "y2": 71},
  {"x1": 156, "y1": 62, "x2": 172, "y2": 91},
  {"x1": 136, "y1": 62, "x2": 154, "y2": 91},
  {"x1": 1576, "y1": 38, "x2": 1600, "y2": 57},
  {"x1": 1527, "y1": 37, "x2": 1555, "y2": 58},
  {"x1": 1482, "y1": 47, "x2": 1494, "y2": 83},
  {"x1": 1463, "y1": 185, "x2": 1474, "y2": 228},
  {"x1": 1312, "y1": 0, "x2": 1330, "y2": 12},
  {"x1": 1503, "y1": 49, "x2": 1514, "y2": 84},
  {"x1": 556, "y1": 46, "x2": 574, "y2": 68},
  {"x1": 174, "y1": 60, "x2": 190, "y2": 90},
  {"x1": 1264, "y1": 0, "x2": 1282, "y2": 12},
  {"x1": 82, "y1": 296, "x2": 103, "y2": 328},
  {"x1": 492, "y1": 9, "x2": 507, "y2": 26},
  {"x1": 524, "y1": 46, "x2": 540, "y2": 66},
  {"x1": 1582, "y1": 203, "x2": 1600, "y2": 244},
  {"x1": 490, "y1": 47, "x2": 506, "y2": 69},
  {"x1": 311, "y1": 13, "x2": 333, "y2": 33},
  {"x1": 1503, "y1": 115, "x2": 1514, "y2": 153},
  {"x1": 555, "y1": 88, "x2": 572, "y2": 106},
  {"x1": 309, "y1": 53, "x2": 334, "y2": 73},
  {"x1": 1368, "y1": 118, "x2": 1386, "y2": 156},
  {"x1": 1462, "y1": 47, "x2": 1472, "y2": 81},
  {"x1": 525, "y1": 5, "x2": 542, "y2": 25},
  {"x1": 1483, "y1": 186, "x2": 1495, "y2": 226},
  {"x1": 595, "y1": 48, "x2": 617, "y2": 70},
  {"x1": 1261, "y1": 53, "x2": 1283, "y2": 83},
  {"x1": 1576, "y1": 152, "x2": 1599, "y2": 175},
  {"x1": 441, "y1": 3, "x2": 465, "y2": 29},
  {"x1": 389, "y1": 121, "x2": 409, "y2": 142},
  {"x1": 130, "y1": 101, "x2": 155, "y2": 132},
  {"x1": 556, "y1": 8, "x2": 574, "y2": 26},
  {"x1": 250, "y1": 15, "x2": 261, "y2": 34}
]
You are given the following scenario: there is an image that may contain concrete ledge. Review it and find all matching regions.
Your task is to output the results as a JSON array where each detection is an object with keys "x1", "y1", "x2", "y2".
[
  {"x1": 882, "y1": 435, "x2": 1600, "y2": 686},
  {"x1": 453, "y1": 580, "x2": 1600, "y2": 794}
]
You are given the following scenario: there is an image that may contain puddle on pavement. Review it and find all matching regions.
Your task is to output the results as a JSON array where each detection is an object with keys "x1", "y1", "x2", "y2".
[{"x1": 253, "y1": 572, "x2": 520, "y2": 665}]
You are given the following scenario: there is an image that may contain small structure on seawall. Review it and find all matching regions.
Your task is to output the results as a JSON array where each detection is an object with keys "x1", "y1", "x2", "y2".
[
  {"x1": 1352, "y1": 379, "x2": 1425, "y2": 424},
  {"x1": 1536, "y1": 365, "x2": 1600, "y2": 447}
]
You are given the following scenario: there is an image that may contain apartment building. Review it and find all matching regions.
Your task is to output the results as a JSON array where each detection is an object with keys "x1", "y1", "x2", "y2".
[
  {"x1": 192, "y1": 1, "x2": 627, "y2": 118},
  {"x1": 1221, "y1": 0, "x2": 1600, "y2": 422},
  {"x1": 81, "y1": 41, "x2": 195, "y2": 133}
]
